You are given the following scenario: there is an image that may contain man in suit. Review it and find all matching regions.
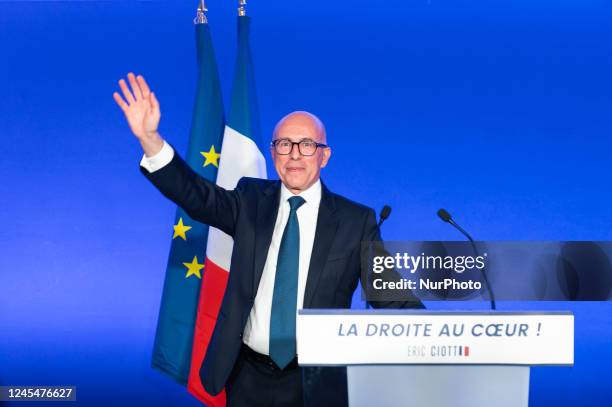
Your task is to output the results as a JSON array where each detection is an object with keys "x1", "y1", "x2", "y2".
[{"x1": 114, "y1": 72, "x2": 422, "y2": 406}]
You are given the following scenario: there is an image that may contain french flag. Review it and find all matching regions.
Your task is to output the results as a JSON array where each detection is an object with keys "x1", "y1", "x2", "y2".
[{"x1": 187, "y1": 15, "x2": 266, "y2": 407}]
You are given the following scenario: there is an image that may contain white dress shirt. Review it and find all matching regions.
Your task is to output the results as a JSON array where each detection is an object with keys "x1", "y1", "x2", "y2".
[
  {"x1": 141, "y1": 142, "x2": 322, "y2": 355},
  {"x1": 140, "y1": 140, "x2": 174, "y2": 173},
  {"x1": 242, "y1": 180, "x2": 321, "y2": 355}
]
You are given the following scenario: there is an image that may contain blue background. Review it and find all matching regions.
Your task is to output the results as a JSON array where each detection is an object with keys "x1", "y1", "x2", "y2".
[{"x1": 1, "y1": 0, "x2": 611, "y2": 405}]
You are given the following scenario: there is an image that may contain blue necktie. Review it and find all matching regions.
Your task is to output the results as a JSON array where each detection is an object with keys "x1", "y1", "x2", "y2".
[{"x1": 269, "y1": 195, "x2": 305, "y2": 369}]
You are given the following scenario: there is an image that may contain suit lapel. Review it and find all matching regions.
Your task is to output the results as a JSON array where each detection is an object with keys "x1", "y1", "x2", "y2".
[
  {"x1": 253, "y1": 181, "x2": 281, "y2": 296},
  {"x1": 303, "y1": 182, "x2": 338, "y2": 308}
]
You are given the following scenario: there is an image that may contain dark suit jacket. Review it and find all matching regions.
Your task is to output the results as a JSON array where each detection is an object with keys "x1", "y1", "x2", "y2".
[{"x1": 141, "y1": 151, "x2": 422, "y2": 397}]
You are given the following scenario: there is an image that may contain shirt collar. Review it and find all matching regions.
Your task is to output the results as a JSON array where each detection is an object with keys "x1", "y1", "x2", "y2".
[{"x1": 280, "y1": 179, "x2": 322, "y2": 208}]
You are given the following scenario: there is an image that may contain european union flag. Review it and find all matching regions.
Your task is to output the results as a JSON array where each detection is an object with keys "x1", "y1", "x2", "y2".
[{"x1": 151, "y1": 15, "x2": 225, "y2": 386}]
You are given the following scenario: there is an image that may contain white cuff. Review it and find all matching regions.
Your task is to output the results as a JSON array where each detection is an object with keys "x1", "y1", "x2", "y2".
[{"x1": 139, "y1": 140, "x2": 174, "y2": 173}]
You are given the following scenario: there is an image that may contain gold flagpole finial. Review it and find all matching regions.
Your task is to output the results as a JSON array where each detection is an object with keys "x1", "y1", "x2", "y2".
[
  {"x1": 194, "y1": 0, "x2": 208, "y2": 24},
  {"x1": 238, "y1": 0, "x2": 247, "y2": 16}
]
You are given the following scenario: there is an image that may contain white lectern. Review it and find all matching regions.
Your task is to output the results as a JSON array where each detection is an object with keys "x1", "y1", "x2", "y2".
[{"x1": 297, "y1": 310, "x2": 573, "y2": 407}]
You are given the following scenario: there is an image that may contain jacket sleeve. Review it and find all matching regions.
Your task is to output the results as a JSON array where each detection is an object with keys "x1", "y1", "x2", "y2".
[
  {"x1": 361, "y1": 208, "x2": 425, "y2": 310},
  {"x1": 140, "y1": 150, "x2": 241, "y2": 237}
]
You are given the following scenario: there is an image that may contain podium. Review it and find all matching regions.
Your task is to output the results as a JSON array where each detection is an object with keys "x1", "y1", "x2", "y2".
[{"x1": 297, "y1": 310, "x2": 573, "y2": 407}]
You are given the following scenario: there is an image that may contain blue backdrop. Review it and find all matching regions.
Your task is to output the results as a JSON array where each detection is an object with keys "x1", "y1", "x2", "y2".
[{"x1": 1, "y1": 0, "x2": 611, "y2": 405}]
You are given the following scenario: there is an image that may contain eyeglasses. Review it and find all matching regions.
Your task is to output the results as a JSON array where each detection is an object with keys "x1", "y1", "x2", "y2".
[{"x1": 270, "y1": 138, "x2": 328, "y2": 156}]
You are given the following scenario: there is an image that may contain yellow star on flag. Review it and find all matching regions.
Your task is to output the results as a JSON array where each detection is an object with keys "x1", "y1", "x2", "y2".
[
  {"x1": 173, "y1": 217, "x2": 192, "y2": 240},
  {"x1": 183, "y1": 256, "x2": 204, "y2": 279},
  {"x1": 201, "y1": 145, "x2": 221, "y2": 168}
]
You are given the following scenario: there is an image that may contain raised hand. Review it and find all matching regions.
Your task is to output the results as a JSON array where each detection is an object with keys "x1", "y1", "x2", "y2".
[{"x1": 113, "y1": 72, "x2": 164, "y2": 157}]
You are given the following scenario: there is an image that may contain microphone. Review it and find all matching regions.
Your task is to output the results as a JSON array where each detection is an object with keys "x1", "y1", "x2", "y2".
[
  {"x1": 437, "y1": 208, "x2": 496, "y2": 310},
  {"x1": 378, "y1": 205, "x2": 392, "y2": 227},
  {"x1": 437, "y1": 208, "x2": 474, "y2": 242},
  {"x1": 367, "y1": 205, "x2": 392, "y2": 310}
]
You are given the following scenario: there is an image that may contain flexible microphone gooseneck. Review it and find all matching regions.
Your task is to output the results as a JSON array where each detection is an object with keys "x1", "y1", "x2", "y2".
[
  {"x1": 437, "y1": 208, "x2": 496, "y2": 310},
  {"x1": 366, "y1": 205, "x2": 393, "y2": 310}
]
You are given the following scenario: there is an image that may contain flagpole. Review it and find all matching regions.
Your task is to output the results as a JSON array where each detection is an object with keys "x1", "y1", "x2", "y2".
[
  {"x1": 238, "y1": 0, "x2": 246, "y2": 16},
  {"x1": 194, "y1": 0, "x2": 208, "y2": 24}
]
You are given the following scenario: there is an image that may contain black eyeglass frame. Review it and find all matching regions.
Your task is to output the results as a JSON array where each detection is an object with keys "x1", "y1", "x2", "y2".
[{"x1": 270, "y1": 138, "x2": 329, "y2": 156}]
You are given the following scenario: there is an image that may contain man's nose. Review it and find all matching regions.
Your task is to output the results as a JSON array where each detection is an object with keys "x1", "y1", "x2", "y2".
[{"x1": 289, "y1": 143, "x2": 301, "y2": 159}]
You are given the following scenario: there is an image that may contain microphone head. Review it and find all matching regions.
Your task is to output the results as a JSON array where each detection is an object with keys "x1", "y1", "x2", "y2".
[
  {"x1": 437, "y1": 208, "x2": 452, "y2": 223},
  {"x1": 380, "y1": 205, "x2": 392, "y2": 220}
]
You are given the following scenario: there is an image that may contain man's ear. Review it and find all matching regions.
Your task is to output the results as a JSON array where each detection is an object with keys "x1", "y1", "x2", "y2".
[{"x1": 320, "y1": 147, "x2": 332, "y2": 168}]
